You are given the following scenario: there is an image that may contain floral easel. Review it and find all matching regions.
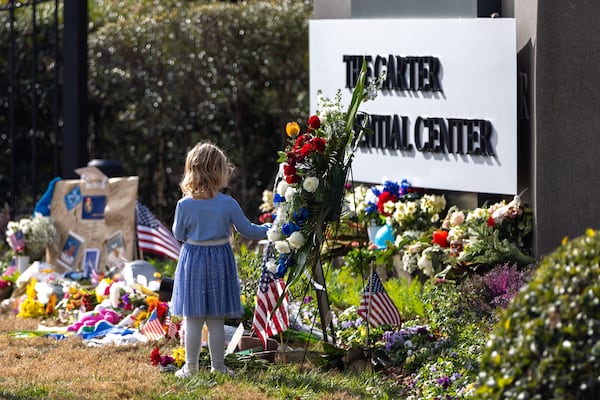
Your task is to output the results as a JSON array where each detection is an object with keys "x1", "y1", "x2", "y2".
[{"x1": 259, "y1": 58, "x2": 381, "y2": 345}]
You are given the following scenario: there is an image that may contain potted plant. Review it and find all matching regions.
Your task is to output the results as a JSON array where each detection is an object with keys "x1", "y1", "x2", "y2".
[{"x1": 5, "y1": 213, "x2": 59, "y2": 271}]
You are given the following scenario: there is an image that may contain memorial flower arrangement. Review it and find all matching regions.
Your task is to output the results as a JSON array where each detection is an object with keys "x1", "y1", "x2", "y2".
[
  {"x1": 5, "y1": 213, "x2": 59, "y2": 259},
  {"x1": 150, "y1": 346, "x2": 185, "y2": 372},
  {"x1": 264, "y1": 60, "x2": 381, "y2": 289},
  {"x1": 347, "y1": 179, "x2": 411, "y2": 226},
  {"x1": 344, "y1": 178, "x2": 533, "y2": 278}
]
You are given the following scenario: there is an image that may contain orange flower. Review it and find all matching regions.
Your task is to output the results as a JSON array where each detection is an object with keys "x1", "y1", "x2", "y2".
[{"x1": 285, "y1": 121, "x2": 300, "y2": 138}]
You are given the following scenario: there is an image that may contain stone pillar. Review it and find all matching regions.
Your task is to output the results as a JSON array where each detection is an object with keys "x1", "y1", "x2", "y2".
[{"x1": 534, "y1": 1, "x2": 600, "y2": 255}]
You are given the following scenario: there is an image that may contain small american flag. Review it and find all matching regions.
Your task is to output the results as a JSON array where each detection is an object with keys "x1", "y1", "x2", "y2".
[
  {"x1": 8, "y1": 230, "x2": 25, "y2": 253},
  {"x1": 142, "y1": 309, "x2": 165, "y2": 341},
  {"x1": 136, "y1": 202, "x2": 181, "y2": 261},
  {"x1": 165, "y1": 314, "x2": 179, "y2": 339},
  {"x1": 252, "y1": 262, "x2": 289, "y2": 349},
  {"x1": 357, "y1": 270, "x2": 402, "y2": 328}
]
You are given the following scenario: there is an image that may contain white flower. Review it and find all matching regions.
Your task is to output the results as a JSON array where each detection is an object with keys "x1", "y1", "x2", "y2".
[
  {"x1": 266, "y1": 258, "x2": 278, "y2": 273},
  {"x1": 274, "y1": 240, "x2": 291, "y2": 254},
  {"x1": 408, "y1": 243, "x2": 422, "y2": 254},
  {"x1": 267, "y1": 227, "x2": 283, "y2": 242},
  {"x1": 466, "y1": 207, "x2": 488, "y2": 222},
  {"x1": 449, "y1": 210, "x2": 465, "y2": 226},
  {"x1": 448, "y1": 226, "x2": 465, "y2": 242},
  {"x1": 287, "y1": 231, "x2": 305, "y2": 250},
  {"x1": 402, "y1": 252, "x2": 418, "y2": 273},
  {"x1": 284, "y1": 186, "x2": 297, "y2": 202},
  {"x1": 276, "y1": 180, "x2": 288, "y2": 196},
  {"x1": 418, "y1": 253, "x2": 434, "y2": 276},
  {"x1": 404, "y1": 340, "x2": 414, "y2": 348},
  {"x1": 276, "y1": 202, "x2": 291, "y2": 222},
  {"x1": 382, "y1": 200, "x2": 395, "y2": 215},
  {"x1": 302, "y1": 176, "x2": 319, "y2": 193}
]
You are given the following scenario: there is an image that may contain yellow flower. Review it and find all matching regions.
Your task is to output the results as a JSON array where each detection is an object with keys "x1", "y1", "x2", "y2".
[
  {"x1": 285, "y1": 121, "x2": 300, "y2": 137},
  {"x1": 561, "y1": 236, "x2": 569, "y2": 246},
  {"x1": 172, "y1": 347, "x2": 185, "y2": 368},
  {"x1": 17, "y1": 297, "x2": 45, "y2": 318},
  {"x1": 26, "y1": 278, "x2": 37, "y2": 300},
  {"x1": 585, "y1": 228, "x2": 595, "y2": 238}
]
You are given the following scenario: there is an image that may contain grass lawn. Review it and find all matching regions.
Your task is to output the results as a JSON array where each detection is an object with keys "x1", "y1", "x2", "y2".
[{"x1": 0, "y1": 313, "x2": 405, "y2": 400}]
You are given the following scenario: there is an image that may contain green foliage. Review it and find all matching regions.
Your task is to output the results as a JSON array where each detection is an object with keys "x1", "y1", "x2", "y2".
[
  {"x1": 146, "y1": 257, "x2": 177, "y2": 278},
  {"x1": 326, "y1": 264, "x2": 363, "y2": 309},
  {"x1": 384, "y1": 276, "x2": 426, "y2": 320},
  {"x1": 476, "y1": 229, "x2": 600, "y2": 399},
  {"x1": 1, "y1": 0, "x2": 311, "y2": 222},
  {"x1": 235, "y1": 242, "x2": 264, "y2": 324},
  {"x1": 455, "y1": 227, "x2": 535, "y2": 275},
  {"x1": 87, "y1": 0, "x2": 312, "y2": 223}
]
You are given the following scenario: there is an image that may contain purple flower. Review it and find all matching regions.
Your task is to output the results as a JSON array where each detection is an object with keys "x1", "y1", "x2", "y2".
[
  {"x1": 303, "y1": 295, "x2": 313, "y2": 304},
  {"x1": 160, "y1": 355, "x2": 174, "y2": 367},
  {"x1": 436, "y1": 376, "x2": 451, "y2": 390},
  {"x1": 341, "y1": 321, "x2": 353, "y2": 329}
]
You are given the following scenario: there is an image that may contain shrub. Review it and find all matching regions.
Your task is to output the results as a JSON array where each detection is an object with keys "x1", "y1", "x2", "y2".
[
  {"x1": 87, "y1": 0, "x2": 312, "y2": 222},
  {"x1": 476, "y1": 229, "x2": 600, "y2": 399}
]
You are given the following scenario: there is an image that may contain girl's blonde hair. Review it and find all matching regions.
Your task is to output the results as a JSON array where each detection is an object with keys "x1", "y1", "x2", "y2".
[{"x1": 179, "y1": 141, "x2": 234, "y2": 198}]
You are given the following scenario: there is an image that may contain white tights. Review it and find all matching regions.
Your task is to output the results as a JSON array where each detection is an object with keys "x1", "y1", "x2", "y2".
[{"x1": 183, "y1": 316, "x2": 226, "y2": 372}]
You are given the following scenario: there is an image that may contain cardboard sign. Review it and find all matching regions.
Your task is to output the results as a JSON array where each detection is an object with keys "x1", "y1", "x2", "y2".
[{"x1": 48, "y1": 173, "x2": 139, "y2": 273}]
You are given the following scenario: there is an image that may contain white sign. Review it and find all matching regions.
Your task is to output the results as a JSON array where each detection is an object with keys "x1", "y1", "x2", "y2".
[{"x1": 309, "y1": 18, "x2": 517, "y2": 194}]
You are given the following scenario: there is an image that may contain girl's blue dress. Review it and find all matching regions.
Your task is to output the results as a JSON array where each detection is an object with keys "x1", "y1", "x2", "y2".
[{"x1": 170, "y1": 193, "x2": 268, "y2": 318}]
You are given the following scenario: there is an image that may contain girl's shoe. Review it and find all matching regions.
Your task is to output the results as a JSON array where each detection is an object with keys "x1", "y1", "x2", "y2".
[{"x1": 175, "y1": 365, "x2": 198, "y2": 378}]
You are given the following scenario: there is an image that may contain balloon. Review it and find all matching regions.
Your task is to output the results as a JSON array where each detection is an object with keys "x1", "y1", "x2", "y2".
[{"x1": 374, "y1": 224, "x2": 395, "y2": 249}]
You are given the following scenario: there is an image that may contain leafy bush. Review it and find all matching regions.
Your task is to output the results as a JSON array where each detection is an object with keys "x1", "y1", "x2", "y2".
[
  {"x1": 476, "y1": 229, "x2": 600, "y2": 399},
  {"x1": 87, "y1": 0, "x2": 312, "y2": 222}
]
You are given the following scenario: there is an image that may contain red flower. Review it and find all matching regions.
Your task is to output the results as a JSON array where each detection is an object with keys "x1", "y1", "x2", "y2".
[
  {"x1": 283, "y1": 164, "x2": 296, "y2": 177},
  {"x1": 294, "y1": 134, "x2": 307, "y2": 149},
  {"x1": 487, "y1": 216, "x2": 495, "y2": 227},
  {"x1": 286, "y1": 174, "x2": 300, "y2": 184},
  {"x1": 377, "y1": 192, "x2": 397, "y2": 215},
  {"x1": 432, "y1": 230, "x2": 449, "y2": 247},
  {"x1": 307, "y1": 115, "x2": 321, "y2": 131},
  {"x1": 300, "y1": 142, "x2": 314, "y2": 157},
  {"x1": 312, "y1": 137, "x2": 326, "y2": 152},
  {"x1": 259, "y1": 213, "x2": 274, "y2": 224},
  {"x1": 150, "y1": 347, "x2": 161, "y2": 366}
]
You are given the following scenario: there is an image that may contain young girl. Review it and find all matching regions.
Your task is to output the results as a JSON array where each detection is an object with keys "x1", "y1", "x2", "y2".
[{"x1": 171, "y1": 141, "x2": 269, "y2": 378}]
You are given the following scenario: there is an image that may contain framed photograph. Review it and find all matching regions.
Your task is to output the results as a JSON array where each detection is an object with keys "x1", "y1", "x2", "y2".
[
  {"x1": 105, "y1": 230, "x2": 127, "y2": 268},
  {"x1": 81, "y1": 195, "x2": 106, "y2": 220},
  {"x1": 82, "y1": 248, "x2": 100, "y2": 277},
  {"x1": 58, "y1": 231, "x2": 85, "y2": 271}
]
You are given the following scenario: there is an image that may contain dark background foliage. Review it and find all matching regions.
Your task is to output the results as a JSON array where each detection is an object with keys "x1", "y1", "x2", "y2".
[{"x1": 1, "y1": 0, "x2": 312, "y2": 224}]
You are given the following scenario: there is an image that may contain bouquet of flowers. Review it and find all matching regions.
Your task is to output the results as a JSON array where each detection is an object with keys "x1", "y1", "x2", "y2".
[
  {"x1": 5, "y1": 213, "x2": 59, "y2": 260},
  {"x1": 264, "y1": 60, "x2": 380, "y2": 290}
]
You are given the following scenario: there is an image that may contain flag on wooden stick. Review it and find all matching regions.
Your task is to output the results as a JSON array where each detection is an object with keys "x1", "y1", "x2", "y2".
[
  {"x1": 252, "y1": 269, "x2": 289, "y2": 349},
  {"x1": 8, "y1": 230, "x2": 25, "y2": 253},
  {"x1": 357, "y1": 270, "x2": 402, "y2": 328},
  {"x1": 142, "y1": 309, "x2": 165, "y2": 341},
  {"x1": 136, "y1": 202, "x2": 181, "y2": 261}
]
